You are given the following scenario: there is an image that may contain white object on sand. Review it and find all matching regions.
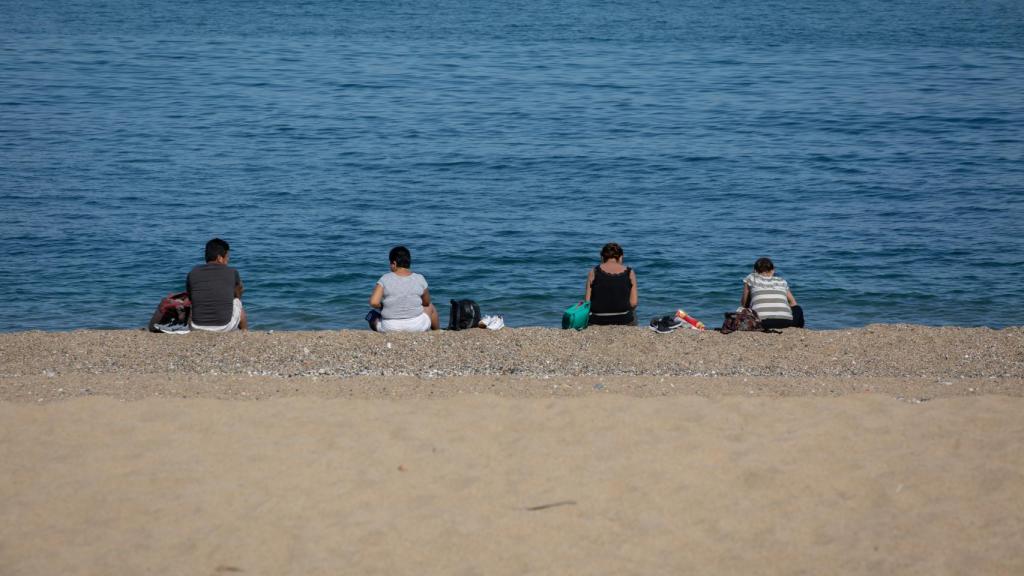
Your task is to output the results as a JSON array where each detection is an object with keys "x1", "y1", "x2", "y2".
[{"x1": 480, "y1": 315, "x2": 504, "y2": 330}]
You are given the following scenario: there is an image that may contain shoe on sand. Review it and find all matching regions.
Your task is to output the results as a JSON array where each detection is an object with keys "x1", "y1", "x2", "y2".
[
  {"x1": 649, "y1": 315, "x2": 683, "y2": 334},
  {"x1": 479, "y1": 315, "x2": 504, "y2": 330}
]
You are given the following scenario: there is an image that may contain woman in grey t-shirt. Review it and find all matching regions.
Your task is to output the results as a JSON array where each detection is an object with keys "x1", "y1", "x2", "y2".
[{"x1": 368, "y1": 245, "x2": 440, "y2": 332}]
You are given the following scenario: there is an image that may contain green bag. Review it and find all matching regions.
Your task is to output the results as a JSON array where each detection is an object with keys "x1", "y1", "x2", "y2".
[{"x1": 562, "y1": 301, "x2": 591, "y2": 330}]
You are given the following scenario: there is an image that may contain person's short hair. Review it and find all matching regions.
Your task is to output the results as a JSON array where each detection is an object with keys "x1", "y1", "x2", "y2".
[
  {"x1": 754, "y1": 257, "x2": 775, "y2": 273},
  {"x1": 389, "y1": 245, "x2": 412, "y2": 268},
  {"x1": 600, "y1": 242, "x2": 624, "y2": 262},
  {"x1": 205, "y1": 238, "x2": 230, "y2": 263}
]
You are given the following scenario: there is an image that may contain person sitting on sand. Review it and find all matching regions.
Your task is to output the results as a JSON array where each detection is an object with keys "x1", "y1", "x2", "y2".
[
  {"x1": 187, "y1": 238, "x2": 248, "y2": 332},
  {"x1": 585, "y1": 242, "x2": 639, "y2": 325},
  {"x1": 368, "y1": 245, "x2": 440, "y2": 332},
  {"x1": 741, "y1": 257, "x2": 804, "y2": 329}
]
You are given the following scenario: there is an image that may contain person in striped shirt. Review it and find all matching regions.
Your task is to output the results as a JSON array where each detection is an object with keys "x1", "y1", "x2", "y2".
[{"x1": 741, "y1": 257, "x2": 805, "y2": 329}]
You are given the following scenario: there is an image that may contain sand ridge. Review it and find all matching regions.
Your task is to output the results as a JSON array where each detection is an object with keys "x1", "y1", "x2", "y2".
[
  {"x1": 1, "y1": 324, "x2": 1021, "y2": 402},
  {"x1": 1, "y1": 324, "x2": 1021, "y2": 380}
]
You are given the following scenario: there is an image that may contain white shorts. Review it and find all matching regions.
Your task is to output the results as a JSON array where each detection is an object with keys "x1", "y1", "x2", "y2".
[
  {"x1": 191, "y1": 299, "x2": 243, "y2": 332},
  {"x1": 379, "y1": 312, "x2": 431, "y2": 333}
]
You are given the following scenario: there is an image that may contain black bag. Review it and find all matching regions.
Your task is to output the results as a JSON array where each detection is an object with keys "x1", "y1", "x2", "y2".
[
  {"x1": 147, "y1": 292, "x2": 191, "y2": 332},
  {"x1": 447, "y1": 299, "x2": 481, "y2": 331},
  {"x1": 719, "y1": 308, "x2": 762, "y2": 334}
]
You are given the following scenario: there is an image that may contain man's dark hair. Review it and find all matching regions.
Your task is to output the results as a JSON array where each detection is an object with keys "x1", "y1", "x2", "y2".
[
  {"x1": 389, "y1": 245, "x2": 412, "y2": 269},
  {"x1": 754, "y1": 257, "x2": 775, "y2": 273},
  {"x1": 205, "y1": 238, "x2": 231, "y2": 263}
]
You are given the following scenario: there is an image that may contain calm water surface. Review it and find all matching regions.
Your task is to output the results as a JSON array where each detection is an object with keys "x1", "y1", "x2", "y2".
[{"x1": 1, "y1": 1, "x2": 1022, "y2": 330}]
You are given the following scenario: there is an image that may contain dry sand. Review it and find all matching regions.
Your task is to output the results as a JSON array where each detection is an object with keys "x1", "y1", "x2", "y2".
[{"x1": 1, "y1": 325, "x2": 1023, "y2": 574}]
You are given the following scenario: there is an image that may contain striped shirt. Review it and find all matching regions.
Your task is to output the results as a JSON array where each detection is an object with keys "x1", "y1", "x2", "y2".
[{"x1": 744, "y1": 273, "x2": 793, "y2": 321}]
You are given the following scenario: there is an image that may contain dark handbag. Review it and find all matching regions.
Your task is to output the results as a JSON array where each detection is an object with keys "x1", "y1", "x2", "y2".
[
  {"x1": 147, "y1": 292, "x2": 191, "y2": 332},
  {"x1": 719, "y1": 307, "x2": 762, "y2": 334}
]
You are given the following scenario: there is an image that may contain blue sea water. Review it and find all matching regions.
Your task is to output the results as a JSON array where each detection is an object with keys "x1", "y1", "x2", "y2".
[{"x1": 1, "y1": 0, "x2": 1022, "y2": 331}]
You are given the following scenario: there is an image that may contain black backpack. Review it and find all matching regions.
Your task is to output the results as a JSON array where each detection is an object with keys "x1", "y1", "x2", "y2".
[{"x1": 447, "y1": 299, "x2": 481, "y2": 330}]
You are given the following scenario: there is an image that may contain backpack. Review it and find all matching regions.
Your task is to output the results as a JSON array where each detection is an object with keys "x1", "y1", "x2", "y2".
[
  {"x1": 719, "y1": 307, "x2": 762, "y2": 334},
  {"x1": 562, "y1": 301, "x2": 591, "y2": 330},
  {"x1": 447, "y1": 299, "x2": 481, "y2": 330},
  {"x1": 147, "y1": 292, "x2": 191, "y2": 333}
]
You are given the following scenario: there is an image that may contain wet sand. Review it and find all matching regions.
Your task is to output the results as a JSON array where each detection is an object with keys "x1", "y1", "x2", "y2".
[{"x1": 1, "y1": 326, "x2": 1022, "y2": 574}]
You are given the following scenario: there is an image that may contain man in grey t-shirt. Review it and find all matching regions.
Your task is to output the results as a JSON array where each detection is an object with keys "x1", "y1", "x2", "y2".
[{"x1": 186, "y1": 238, "x2": 248, "y2": 331}]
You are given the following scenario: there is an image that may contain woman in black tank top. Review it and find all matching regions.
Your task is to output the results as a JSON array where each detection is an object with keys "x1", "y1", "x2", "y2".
[{"x1": 585, "y1": 242, "x2": 639, "y2": 325}]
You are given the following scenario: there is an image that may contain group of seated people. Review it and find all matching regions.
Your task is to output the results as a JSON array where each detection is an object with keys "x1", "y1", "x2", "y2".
[
  {"x1": 578, "y1": 242, "x2": 804, "y2": 331},
  {"x1": 184, "y1": 238, "x2": 804, "y2": 333}
]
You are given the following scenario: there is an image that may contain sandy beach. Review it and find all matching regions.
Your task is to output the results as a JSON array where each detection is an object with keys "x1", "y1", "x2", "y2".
[{"x1": 2, "y1": 325, "x2": 1023, "y2": 574}]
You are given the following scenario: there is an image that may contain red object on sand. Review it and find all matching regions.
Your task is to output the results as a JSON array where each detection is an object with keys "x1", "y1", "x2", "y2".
[{"x1": 675, "y1": 309, "x2": 706, "y2": 331}]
